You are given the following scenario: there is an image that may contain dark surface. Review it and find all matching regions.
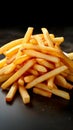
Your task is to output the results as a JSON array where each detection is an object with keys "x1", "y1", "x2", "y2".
[{"x1": 0, "y1": 26, "x2": 73, "y2": 130}]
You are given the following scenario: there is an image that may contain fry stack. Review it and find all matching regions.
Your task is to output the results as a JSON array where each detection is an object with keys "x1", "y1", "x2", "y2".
[{"x1": 0, "y1": 27, "x2": 73, "y2": 104}]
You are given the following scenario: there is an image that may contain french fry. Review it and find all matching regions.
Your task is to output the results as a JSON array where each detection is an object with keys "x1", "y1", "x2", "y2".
[
  {"x1": 53, "y1": 37, "x2": 64, "y2": 46},
  {"x1": 36, "y1": 58, "x2": 54, "y2": 69},
  {"x1": 0, "y1": 38, "x2": 23, "y2": 54},
  {"x1": 6, "y1": 55, "x2": 16, "y2": 64},
  {"x1": 19, "y1": 85, "x2": 30, "y2": 104},
  {"x1": 47, "y1": 76, "x2": 55, "y2": 89},
  {"x1": 4, "y1": 44, "x2": 21, "y2": 57},
  {"x1": 24, "y1": 75, "x2": 36, "y2": 83},
  {"x1": 67, "y1": 52, "x2": 73, "y2": 60},
  {"x1": 34, "y1": 34, "x2": 45, "y2": 46},
  {"x1": 1, "y1": 59, "x2": 36, "y2": 90},
  {"x1": 29, "y1": 68, "x2": 39, "y2": 76},
  {"x1": 35, "y1": 83, "x2": 70, "y2": 100},
  {"x1": 13, "y1": 55, "x2": 30, "y2": 65},
  {"x1": 33, "y1": 63, "x2": 47, "y2": 73},
  {"x1": 0, "y1": 58, "x2": 6, "y2": 68},
  {"x1": 29, "y1": 37, "x2": 38, "y2": 44},
  {"x1": 22, "y1": 27, "x2": 34, "y2": 43},
  {"x1": 0, "y1": 63, "x2": 15, "y2": 75},
  {"x1": 24, "y1": 49, "x2": 60, "y2": 63},
  {"x1": 6, "y1": 82, "x2": 18, "y2": 102},
  {"x1": 41, "y1": 28, "x2": 54, "y2": 47},
  {"x1": 0, "y1": 72, "x2": 14, "y2": 83},
  {"x1": 33, "y1": 87, "x2": 52, "y2": 98},
  {"x1": 18, "y1": 77, "x2": 24, "y2": 86},
  {"x1": 55, "y1": 74, "x2": 73, "y2": 89},
  {"x1": 26, "y1": 65, "x2": 68, "y2": 89}
]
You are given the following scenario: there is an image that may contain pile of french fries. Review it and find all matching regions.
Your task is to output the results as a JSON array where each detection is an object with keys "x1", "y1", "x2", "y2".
[{"x1": 0, "y1": 27, "x2": 73, "y2": 104}]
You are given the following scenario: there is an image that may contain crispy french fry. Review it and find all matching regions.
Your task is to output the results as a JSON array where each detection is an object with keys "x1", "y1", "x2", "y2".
[
  {"x1": 0, "y1": 38, "x2": 23, "y2": 54},
  {"x1": 67, "y1": 52, "x2": 73, "y2": 60},
  {"x1": 53, "y1": 37, "x2": 64, "y2": 46},
  {"x1": 6, "y1": 55, "x2": 16, "y2": 64},
  {"x1": 29, "y1": 37, "x2": 38, "y2": 44},
  {"x1": 24, "y1": 49, "x2": 60, "y2": 63},
  {"x1": 1, "y1": 59, "x2": 36, "y2": 90},
  {"x1": 24, "y1": 75, "x2": 36, "y2": 83},
  {"x1": 0, "y1": 63, "x2": 15, "y2": 75},
  {"x1": 55, "y1": 74, "x2": 73, "y2": 89},
  {"x1": 34, "y1": 35, "x2": 44, "y2": 46},
  {"x1": 6, "y1": 82, "x2": 18, "y2": 102},
  {"x1": 13, "y1": 55, "x2": 30, "y2": 65},
  {"x1": 26, "y1": 65, "x2": 68, "y2": 89},
  {"x1": 41, "y1": 28, "x2": 54, "y2": 47},
  {"x1": 19, "y1": 85, "x2": 30, "y2": 104},
  {"x1": 36, "y1": 58, "x2": 54, "y2": 69},
  {"x1": 33, "y1": 63, "x2": 47, "y2": 73},
  {"x1": 0, "y1": 72, "x2": 14, "y2": 83},
  {"x1": 47, "y1": 76, "x2": 55, "y2": 89},
  {"x1": 18, "y1": 77, "x2": 24, "y2": 86},
  {"x1": 22, "y1": 27, "x2": 34, "y2": 43},
  {"x1": 33, "y1": 87, "x2": 52, "y2": 98},
  {"x1": 4, "y1": 45, "x2": 21, "y2": 57},
  {"x1": 29, "y1": 68, "x2": 39, "y2": 76},
  {"x1": 0, "y1": 58, "x2": 6, "y2": 68},
  {"x1": 35, "y1": 83, "x2": 70, "y2": 100}
]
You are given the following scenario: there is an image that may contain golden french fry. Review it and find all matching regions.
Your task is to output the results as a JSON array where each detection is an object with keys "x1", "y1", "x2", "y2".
[
  {"x1": 21, "y1": 43, "x2": 59, "y2": 55},
  {"x1": 33, "y1": 63, "x2": 47, "y2": 73},
  {"x1": 55, "y1": 74, "x2": 73, "y2": 89},
  {"x1": 24, "y1": 75, "x2": 36, "y2": 83},
  {"x1": 53, "y1": 37, "x2": 64, "y2": 45},
  {"x1": 6, "y1": 54, "x2": 16, "y2": 64},
  {"x1": 35, "y1": 83, "x2": 70, "y2": 100},
  {"x1": 36, "y1": 58, "x2": 54, "y2": 69},
  {"x1": 22, "y1": 27, "x2": 34, "y2": 43},
  {"x1": 0, "y1": 63, "x2": 15, "y2": 75},
  {"x1": 1, "y1": 59, "x2": 36, "y2": 90},
  {"x1": 29, "y1": 37, "x2": 38, "y2": 44},
  {"x1": 13, "y1": 55, "x2": 30, "y2": 65},
  {"x1": 0, "y1": 58, "x2": 6, "y2": 68},
  {"x1": 4, "y1": 44, "x2": 21, "y2": 57},
  {"x1": 57, "y1": 49, "x2": 73, "y2": 72},
  {"x1": 41, "y1": 28, "x2": 54, "y2": 47},
  {"x1": 47, "y1": 76, "x2": 55, "y2": 89},
  {"x1": 49, "y1": 34, "x2": 55, "y2": 39},
  {"x1": 67, "y1": 52, "x2": 73, "y2": 60},
  {"x1": 0, "y1": 38, "x2": 23, "y2": 54},
  {"x1": 18, "y1": 77, "x2": 24, "y2": 86},
  {"x1": 33, "y1": 87, "x2": 52, "y2": 98},
  {"x1": 26, "y1": 65, "x2": 68, "y2": 89},
  {"x1": 19, "y1": 85, "x2": 30, "y2": 104},
  {"x1": 34, "y1": 35, "x2": 45, "y2": 46},
  {"x1": 29, "y1": 68, "x2": 39, "y2": 76},
  {"x1": 0, "y1": 72, "x2": 14, "y2": 83},
  {"x1": 24, "y1": 49, "x2": 60, "y2": 63},
  {"x1": 6, "y1": 82, "x2": 18, "y2": 102}
]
